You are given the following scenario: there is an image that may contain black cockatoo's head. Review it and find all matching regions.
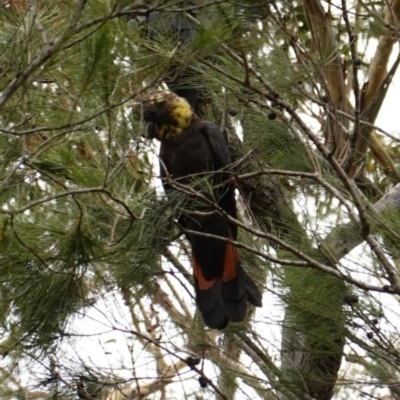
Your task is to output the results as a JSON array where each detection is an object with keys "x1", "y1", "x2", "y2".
[{"x1": 135, "y1": 90, "x2": 193, "y2": 140}]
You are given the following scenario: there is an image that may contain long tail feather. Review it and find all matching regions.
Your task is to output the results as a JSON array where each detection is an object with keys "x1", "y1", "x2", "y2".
[{"x1": 192, "y1": 244, "x2": 261, "y2": 329}]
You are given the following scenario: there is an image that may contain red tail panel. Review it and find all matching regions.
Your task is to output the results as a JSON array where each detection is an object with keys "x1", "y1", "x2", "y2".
[
  {"x1": 192, "y1": 256, "x2": 215, "y2": 291},
  {"x1": 192, "y1": 243, "x2": 249, "y2": 329},
  {"x1": 222, "y1": 243, "x2": 240, "y2": 283}
]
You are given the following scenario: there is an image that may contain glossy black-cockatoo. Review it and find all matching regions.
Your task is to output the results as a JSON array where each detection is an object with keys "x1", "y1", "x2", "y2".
[{"x1": 137, "y1": 90, "x2": 262, "y2": 329}]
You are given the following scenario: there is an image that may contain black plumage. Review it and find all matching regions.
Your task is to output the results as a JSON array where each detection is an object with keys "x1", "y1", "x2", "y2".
[{"x1": 138, "y1": 90, "x2": 262, "y2": 329}]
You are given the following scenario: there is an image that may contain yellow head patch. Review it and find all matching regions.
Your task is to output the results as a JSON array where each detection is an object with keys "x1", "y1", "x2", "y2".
[{"x1": 138, "y1": 90, "x2": 193, "y2": 139}]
